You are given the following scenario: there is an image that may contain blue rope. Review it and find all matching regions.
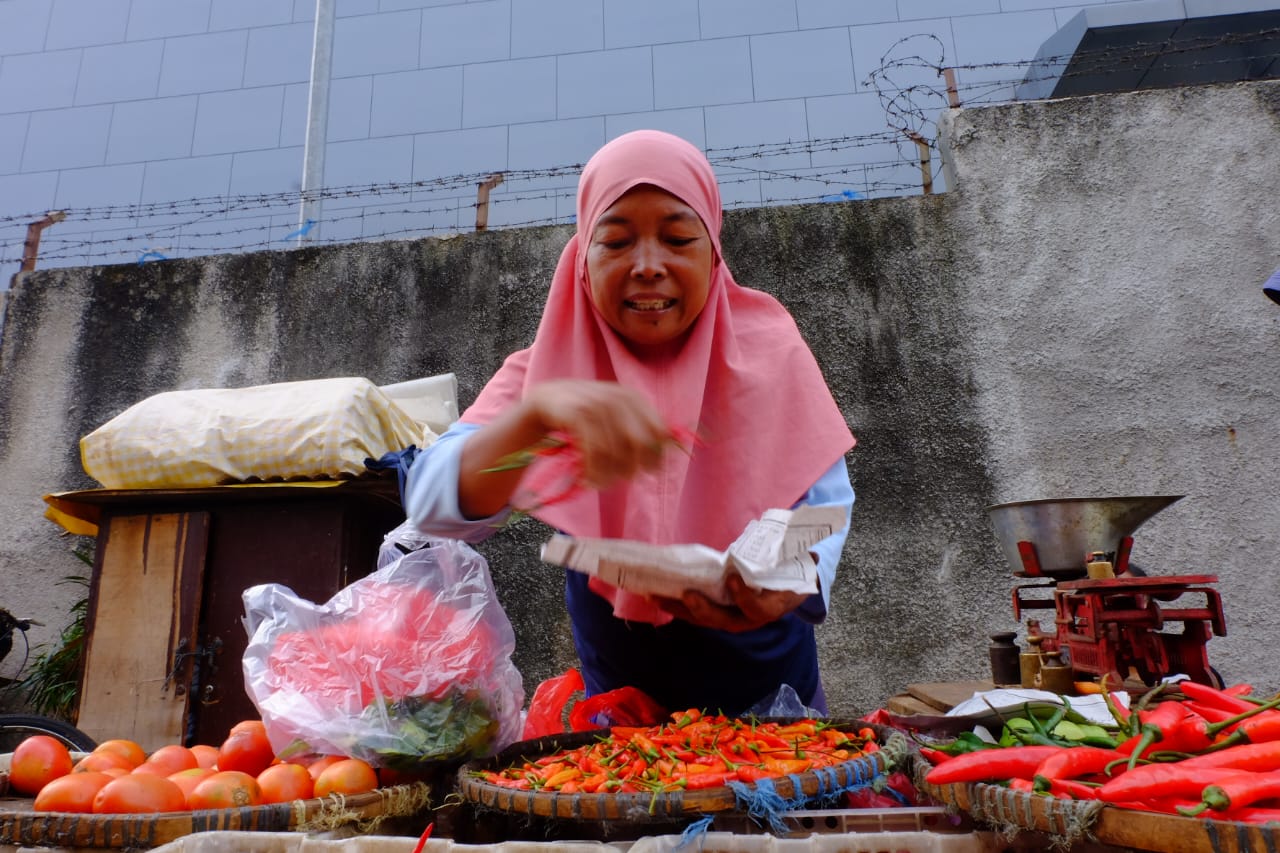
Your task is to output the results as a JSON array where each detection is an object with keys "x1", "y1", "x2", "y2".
[
  {"x1": 675, "y1": 815, "x2": 715, "y2": 851},
  {"x1": 728, "y1": 761, "x2": 888, "y2": 835}
]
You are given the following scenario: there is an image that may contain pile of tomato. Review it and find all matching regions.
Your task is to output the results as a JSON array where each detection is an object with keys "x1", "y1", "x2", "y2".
[{"x1": 6, "y1": 720, "x2": 384, "y2": 814}]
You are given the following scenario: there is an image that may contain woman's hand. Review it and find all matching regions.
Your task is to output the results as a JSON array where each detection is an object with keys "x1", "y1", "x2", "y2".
[
  {"x1": 458, "y1": 379, "x2": 672, "y2": 518},
  {"x1": 525, "y1": 379, "x2": 671, "y2": 489},
  {"x1": 654, "y1": 574, "x2": 806, "y2": 633}
]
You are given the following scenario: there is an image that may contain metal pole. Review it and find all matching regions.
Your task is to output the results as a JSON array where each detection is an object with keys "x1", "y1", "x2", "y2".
[
  {"x1": 297, "y1": 0, "x2": 336, "y2": 245},
  {"x1": 475, "y1": 174, "x2": 505, "y2": 231},
  {"x1": 906, "y1": 132, "x2": 932, "y2": 195},
  {"x1": 942, "y1": 67, "x2": 961, "y2": 108},
  {"x1": 20, "y1": 211, "x2": 67, "y2": 273}
]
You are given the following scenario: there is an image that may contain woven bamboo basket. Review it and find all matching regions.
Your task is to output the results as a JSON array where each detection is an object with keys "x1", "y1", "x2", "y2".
[
  {"x1": 0, "y1": 780, "x2": 432, "y2": 849},
  {"x1": 457, "y1": 722, "x2": 908, "y2": 824}
]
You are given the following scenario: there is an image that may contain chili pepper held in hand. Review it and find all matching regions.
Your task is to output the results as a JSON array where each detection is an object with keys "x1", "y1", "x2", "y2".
[{"x1": 925, "y1": 745, "x2": 1064, "y2": 786}]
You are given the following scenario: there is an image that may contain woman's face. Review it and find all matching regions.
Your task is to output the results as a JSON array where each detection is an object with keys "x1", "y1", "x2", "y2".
[{"x1": 585, "y1": 184, "x2": 713, "y2": 349}]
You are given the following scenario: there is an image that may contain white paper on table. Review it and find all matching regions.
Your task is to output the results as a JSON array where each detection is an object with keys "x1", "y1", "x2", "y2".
[{"x1": 946, "y1": 688, "x2": 1130, "y2": 727}]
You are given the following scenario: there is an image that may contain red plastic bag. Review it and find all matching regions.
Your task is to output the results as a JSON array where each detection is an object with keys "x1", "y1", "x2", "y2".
[
  {"x1": 522, "y1": 669, "x2": 586, "y2": 739},
  {"x1": 569, "y1": 686, "x2": 667, "y2": 730},
  {"x1": 522, "y1": 669, "x2": 667, "y2": 739}
]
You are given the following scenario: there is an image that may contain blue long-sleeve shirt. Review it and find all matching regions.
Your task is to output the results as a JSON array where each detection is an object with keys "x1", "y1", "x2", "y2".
[{"x1": 404, "y1": 421, "x2": 855, "y2": 713}]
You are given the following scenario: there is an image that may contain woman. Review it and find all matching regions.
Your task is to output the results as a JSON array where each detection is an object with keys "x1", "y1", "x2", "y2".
[{"x1": 405, "y1": 130, "x2": 855, "y2": 714}]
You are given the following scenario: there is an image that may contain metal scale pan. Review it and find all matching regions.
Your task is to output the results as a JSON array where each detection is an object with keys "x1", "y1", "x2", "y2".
[{"x1": 986, "y1": 495, "x2": 1184, "y2": 579}]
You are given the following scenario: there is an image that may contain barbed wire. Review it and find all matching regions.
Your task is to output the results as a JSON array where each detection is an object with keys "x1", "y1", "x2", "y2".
[{"x1": 4, "y1": 24, "x2": 1275, "y2": 272}]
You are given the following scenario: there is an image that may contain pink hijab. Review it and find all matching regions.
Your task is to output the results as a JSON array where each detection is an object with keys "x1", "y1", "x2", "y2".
[{"x1": 463, "y1": 130, "x2": 855, "y2": 623}]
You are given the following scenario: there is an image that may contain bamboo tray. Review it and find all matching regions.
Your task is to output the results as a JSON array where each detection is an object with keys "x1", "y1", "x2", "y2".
[
  {"x1": 0, "y1": 781, "x2": 432, "y2": 849},
  {"x1": 912, "y1": 760, "x2": 1280, "y2": 853},
  {"x1": 457, "y1": 723, "x2": 908, "y2": 822}
]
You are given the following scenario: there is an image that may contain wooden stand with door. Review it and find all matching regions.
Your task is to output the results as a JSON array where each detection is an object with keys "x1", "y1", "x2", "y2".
[{"x1": 45, "y1": 480, "x2": 405, "y2": 751}]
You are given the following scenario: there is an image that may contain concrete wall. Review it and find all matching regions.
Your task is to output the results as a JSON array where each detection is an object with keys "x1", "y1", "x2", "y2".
[
  {"x1": 2, "y1": 79, "x2": 1278, "y2": 717},
  {"x1": 7, "y1": 0, "x2": 1275, "y2": 287}
]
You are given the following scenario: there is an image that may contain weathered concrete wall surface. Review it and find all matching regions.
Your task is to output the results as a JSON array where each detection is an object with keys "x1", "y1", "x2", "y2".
[{"x1": 2, "y1": 80, "x2": 1278, "y2": 717}]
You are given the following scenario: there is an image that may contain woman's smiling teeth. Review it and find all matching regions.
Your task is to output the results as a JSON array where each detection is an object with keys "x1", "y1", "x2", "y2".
[{"x1": 626, "y1": 298, "x2": 676, "y2": 311}]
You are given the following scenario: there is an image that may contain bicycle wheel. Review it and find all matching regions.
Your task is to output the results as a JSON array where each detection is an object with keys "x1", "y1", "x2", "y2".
[{"x1": 0, "y1": 713, "x2": 98, "y2": 753}]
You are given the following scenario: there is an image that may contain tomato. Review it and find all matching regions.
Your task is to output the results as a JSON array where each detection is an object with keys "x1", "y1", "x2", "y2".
[
  {"x1": 187, "y1": 770, "x2": 263, "y2": 810},
  {"x1": 305, "y1": 755, "x2": 345, "y2": 781},
  {"x1": 10, "y1": 735, "x2": 74, "y2": 796},
  {"x1": 217, "y1": 727, "x2": 274, "y2": 777},
  {"x1": 135, "y1": 745, "x2": 198, "y2": 777},
  {"x1": 167, "y1": 768, "x2": 216, "y2": 807},
  {"x1": 189, "y1": 744, "x2": 220, "y2": 770},
  {"x1": 92, "y1": 739, "x2": 146, "y2": 769},
  {"x1": 256, "y1": 763, "x2": 314, "y2": 804},
  {"x1": 75, "y1": 751, "x2": 134, "y2": 774},
  {"x1": 92, "y1": 774, "x2": 187, "y2": 814},
  {"x1": 313, "y1": 759, "x2": 378, "y2": 798},
  {"x1": 229, "y1": 719, "x2": 268, "y2": 737},
  {"x1": 33, "y1": 771, "x2": 114, "y2": 813}
]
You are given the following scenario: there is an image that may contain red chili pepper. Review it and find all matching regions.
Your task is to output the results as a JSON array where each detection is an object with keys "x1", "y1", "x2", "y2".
[
  {"x1": 925, "y1": 745, "x2": 1064, "y2": 786},
  {"x1": 1118, "y1": 701, "x2": 1201, "y2": 767},
  {"x1": 919, "y1": 747, "x2": 953, "y2": 765},
  {"x1": 1108, "y1": 797, "x2": 1201, "y2": 815},
  {"x1": 736, "y1": 765, "x2": 774, "y2": 783},
  {"x1": 683, "y1": 770, "x2": 736, "y2": 790},
  {"x1": 1180, "y1": 769, "x2": 1280, "y2": 817},
  {"x1": 1218, "y1": 711, "x2": 1280, "y2": 746},
  {"x1": 1198, "y1": 695, "x2": 1280, "y2": 746},
  {"x1": 1188, "y1": 740, "x2": 1280, "y2": 772},
  {"x1": 1227, "y1": 806, "x2": 1280, "y2": 822},
  {"x1": 1038, "y1": 778, "x2": 1101, "y2": 799},
  {"x1": 1180, "y1": 700, "x2": 1239, "y2": 725},
  {"x1": 1179, "y1": 681, "x2": 1263, "y2": 715},
  {"x1": 1099, "y1": 764, "x2": 1259, "y2": 803},
  {"x1": 1223, "y1": 683, "x2": 1256, "y2": 697},
  {"x1": 1033, "y1": 747, "x2": 1126, "y2": 784}
]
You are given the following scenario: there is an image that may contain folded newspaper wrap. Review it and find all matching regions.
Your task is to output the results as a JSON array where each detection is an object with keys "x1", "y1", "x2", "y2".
[{"x1": 540, "y1": 505, "x2": 846, "y2": 605}]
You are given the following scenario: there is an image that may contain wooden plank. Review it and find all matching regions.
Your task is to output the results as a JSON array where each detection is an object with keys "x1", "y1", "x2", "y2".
[
  {"x1": 77, "y1": 512, "x2": 208, "y2": 752},
  {"x1": 905, "y1": 680, "x2": 994, "y2": 712},
  {"x1": 885, "y1": 694, "x2": 938, "y2": 716}
]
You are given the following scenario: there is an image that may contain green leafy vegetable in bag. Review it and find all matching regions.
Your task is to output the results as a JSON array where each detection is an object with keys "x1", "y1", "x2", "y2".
[{"x1": 355, "y1": 689, "x2": 500, "y2": 770}]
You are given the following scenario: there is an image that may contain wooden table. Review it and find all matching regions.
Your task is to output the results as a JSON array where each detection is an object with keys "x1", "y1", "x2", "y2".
[{"x1": 885, "y1": 679, "x2": 996, "y2": 716}]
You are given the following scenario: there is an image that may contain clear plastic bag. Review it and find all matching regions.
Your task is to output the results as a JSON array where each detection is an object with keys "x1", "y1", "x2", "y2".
[{"x1": 241, "y1": 531, "x2": 524, "y2": 769}]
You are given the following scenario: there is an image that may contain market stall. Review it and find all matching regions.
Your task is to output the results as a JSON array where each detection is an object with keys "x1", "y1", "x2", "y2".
[{"x1": 4, "y1": 375, "x2": 1275, "y2": 852}]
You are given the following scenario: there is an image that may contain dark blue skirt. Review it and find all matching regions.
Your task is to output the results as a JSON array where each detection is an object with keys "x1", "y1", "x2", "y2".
[{"x1": 565, "y1": 571, "x2": 824, "y2": 716}]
